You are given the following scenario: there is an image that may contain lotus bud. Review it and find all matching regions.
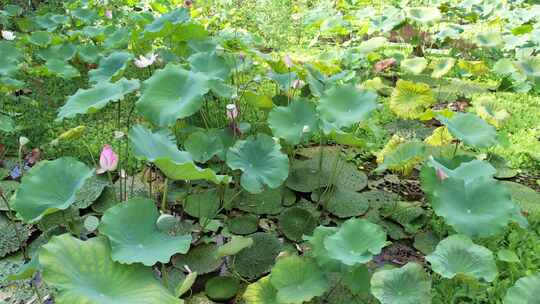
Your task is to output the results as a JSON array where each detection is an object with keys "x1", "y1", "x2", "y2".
[
  {"x1": 436, "y1": 168, "x2": 448, "y2": 182},
  {"x1": 105, "y1": 9, "x2": 113, "y2": 19},
  {"x1": 19, "y1": 136, "x2": 30, "y2": 146},
  {"x1": 283, "y1": 54, "x2": 293, "y2": 68},
  {"x1": 1, "y1": 30, "x2": 16, "y2": 41},
  {"x1": 97, "y1": 144, "x2": 119, "y2": 174},
  {"x1": 226, "y1": 104, "x2": 238, "y2": 121},
  {"x1": 58, "y1": 125, "x2": 86, "y2": 141},
  {"x1": 292, "y1": 79, "x2": 304, "y2": 89},
  {"x1": 134, "y1": 53, "x2": 158, "y2": 68}
]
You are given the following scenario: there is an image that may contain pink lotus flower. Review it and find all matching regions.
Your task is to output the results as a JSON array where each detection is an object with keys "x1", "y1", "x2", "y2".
[
  {"x1": 226, "y1": 104, "x2": 238, "y2": 121},
  {"x1": 97, "y1": 144, "x2": 118, "y2": 174},
  {"x1": 105, "y1": 9, "x2": 113, "y2": 20},
  {"x1": 283, "y1": 54, "x2": 293, "y2": 68},
  {"x1": 436, "y1": 168, "x2": 448, "y2": 182}
]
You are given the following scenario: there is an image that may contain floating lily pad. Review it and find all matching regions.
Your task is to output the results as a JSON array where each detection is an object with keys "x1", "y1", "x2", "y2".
[
  {"x1": 173, "y1": 243, "x2": 222, "y2": 274},
  {"x1": 12, "y1": 157, "x2": 94, "y2": 223},
  {"x1": 413, "y1": 231, "x2": 439, "y2": 255},
  {"x1": 401, "y1": 57, "x2": 427, "y2": 75},
  {"x1": 314, "y1": 187, "x2": 369, "y2": 218},
  {"x1": 279, "y1": 207, "x2": 317, "y2": 241},
  {"x1": 371, "y1": 262, "x2": 431, "y2": 304},
  {"x1": 40, "y1": 234, "x2": 181, "y2": 303},
  {"x1": 205, "y1": 276, "x2": 239, "y2": 301},
  {"x1": 269, "y1": 255, "x2": 329, "y2": 304},
  {"x1": 236, "y1": 187, "x2": 284, "y2": 215},
  {"x1": 0, "y1": 215, "x2": 32, "y2": 258},
  {"x1": 232, "y1": 232, "x2": 282, "y2": 279},
  {"x1": 184, "y1": 189, "x2": 222, "y2": 219},
  {"x1": 226, "y1": 214, "x2": 259, "y2": 235},
  {"x1": 426, "y1": 234, "x2": 497, "y2": 282},
  {"x1": 99, "y1": 198, "x2": 192, "y2": 266},
  {"x1": 243, "y1": 276, "x2": 279, "y2": 304}
]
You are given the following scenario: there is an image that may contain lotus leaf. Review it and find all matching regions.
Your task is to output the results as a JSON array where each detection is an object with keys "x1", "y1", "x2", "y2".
[
  {"x1": 173, "y1": 243, "x2": 222, "y2": 274},
  {"x1": 145, "y1": 8, "x2": 190, "y2": 33},
  {"x1": 233, "y1": 232, "x2": 282, "y2": 279},
  {"x1": 89, "y1": 51, "x2": 132, "y2": 83},
  {"x1": 407, "y1": 7, "x2": 441, "y2": 23},
  {"x1": 12, "y1": 157, "x2": 94, "y2": 223},
  {"x1": 205, "y1": 276, "x2": 239, "y2": 301},
  {"x1": 430, "y1": 58, "x2": 455, "y2": 78},
  {"x1": 503, "y1": 273, "x2": 540, "y2": 304},
  {"x1": 439, "y1": 113, "x2": 497, "y2": 148},
  {"x1": 0, "y1": 215, "x2": 31, "y2": 258},
  {"x1": 226, "y1": 214, "x2": 259, "y2": 235},
  {"x1": 39, "y1": 234, "x2": 180, "y2": 303},
  {"x1": 390, "y1": 80, "x2": 435, "y2": 119},
  {"x1": 324, "y1": 218, "x2": 387, "y2": 265},
  {"x1": 371, "y1": 263, "x2": 431, "y2": 304},
  {"x1": 278, "y1": 207, "x2": 317, "y2": 241},
  {"x1": 243, "y1": 276, "x2": 280, "y2": 304},
  {"x1": 303, "y1": 226, "x2": 341, "y2": 271},
  {"x1": 426, "y1": 234, "x2": 497, "y2": 282},
  {"x1": 184, "y1": 131, "x2": 224, "y2": 163},
  {"x1": 226, "y1": 134, "x2": 289, "y2": 194},
  {"x1": 401, "y1": 57, "x2": 428, "y2": 75},
  {"x1": 28, "y1": 31, "x2": 52, "y2": 47},
  {"x1": 236, "y1": 187, "x2": 284, "y2": 215},
  {"x1": 99, "y1": 198, "x2": 192, "y2": 266},
  {"x1": 57, "y1": 78, "x2": 139, "y2": 120},
  {"x1": 136, "y1": 64, "x2": 210, "y2": 126},
  {"x1": 317, "y1": 85, "x2": 377, "y2": 134},
  {"x1": 269, "y1": 255, "x2": 329, "y2": 304},
  {"x1": 268, "y1": 99, "x2": 319, "y2": 145}
]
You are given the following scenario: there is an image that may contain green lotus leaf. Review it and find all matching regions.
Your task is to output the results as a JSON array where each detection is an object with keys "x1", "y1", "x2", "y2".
[
  {"x1": 136, "y1": 64, "x2": 210, "y2": 126},
  {"x1": 183, "y1": 189, "x2": 222, "y2": 219},
  {"x1": 89, "y1": 51, "x2": 132, "y2": 83},
  {"x1": 476, "y1": 31, "x2": 503, "y2": 48},
  {"x1": 502, "y1": 181, "x2": 540, "y2": 215},
  {"x1": 78, "y1": 44, "x2": 102, "y2": 63},
  {"x1": 407, "y1": 7, "x2": 441, "y2": 24},
  {"x1": 413, "y1": 231, "x2": 439, "y2": 255},
  {"x1": 172, "y1": 243, "x2": 222, "y2": 274},
  {"x1": 371, "y1": 262, "x2": 431, "y2": 304},
  {"x1": 99, "y1": 198, "x2": 191, "y2": 266},
  {"x1": 36, "y1": 206, "x2": 80, "y2": 232},
  {"x1": 314, "y1": 187, "x2": 369, "y2": 218},
  {"x1": 317, "y1": 85, "x2": 377, "y2": 134},
  {"x1": 375, "y1": 140, "x2": 426, "y2": 175},
  {"x1": 12, "y1": 157, "x2": 94, "y2": 223},
  {"x1": 184, "y1": 130, "x2": 224, "y2": 163},
  {"x1": 503, "y1": 273, "x2": 540, "y2": 304},
  {"x1": 401, "y1": 57, "x2": 428, "y2": 75},
  {"x1": 358, "y1": 37, "x2": 388, "y2": 54},
  {"x1": 439, "y1": 113, "x2": 497, "y2": 148},
  {"x1": 216, "y1": 236, "x2": 253, "y2": 258},
  {"x1": 303, "y1": 226, "x2": 341, "y2": 271},
  {"x1": 174, "y1": 271, "x2": 197, "y2": 297},
  {"x1": 189, "y1": 51, "x2": 230, "y2": 80},
  {"x1": 243, "y1": 276, "x2": 280, "y2": 304},
  {"x1": 45, "y1": 59, "x2": 80, "y2": 79},
  {"x1": 390, "y1": 80, "x2": 435, "y2": 119},
  {"x1": 38, "y1": 43, "x2": 77, "y2": 61},
  {"x1": 0, "y1": 114, "x2": 15, "y2": 133},
  {"x1": 226, "y1": 214, "x2": 259, "y2": 235},
  {"x1": 226, "y1": 134, "x2": 289, "y2": 194},
  {"x1": 236, "y1": 187, "x2": 284, "y2": 215},
  {"x1": 28, "y1": 31, "x2": 52, "y2": 47},
  {"x1": 426, "y1": 234, "x2": 497, "y2": 282},
  {"x1": 205, "y1": 276, "x2": 239, "y2": 301},
  {"x1": 380, "y1": 200, "x2": 426, "y2": 234},
  {"x1": 244, "y1": 91, "x2": 274, "y2": 109},
  {"x1": 40, "y1": 234, "x2": 181, "y2": 303},
  {"x1": 233, "y1": 232, "x2": 282, "y2": 279},
  {"x1": 268, "y1": 99, "x2": 319, "y2": 145},
  {"x1": 279, "y1": 207, "x2": 317, "y2": 241},
  {"x1": 0, "y1": 180, "x2": 18, "y2": 210},
  {"x1": 71, "y1": 8, "x2": 98, "y2": 24},
  {"x1": 324, "y1": 218, "x2": 387, "y2": 265},
  {"x1": 269, "y1": 255, "x2": 329, "y2": 304},
  {"x1": 145, "y1": 8, "x2": 190, "y2": 33},
  {"x1": 57, "y1": 78, "x2": 139, "y2": 120},
  {"x1": 0, "y1": 215, "x2": 32, "y2": 258},
  {"x1": 129, "y1": 125, "x2": 229, "y2": 184},
  {"x1": 424, "y1": 165, "x2": 520, "y2": 237},
  {"x1": 73, "y1": 174, "x2": 109, "y2": 209},
  {"x1": 430, "y1": 58, "x2": 455, "y2": 78}
]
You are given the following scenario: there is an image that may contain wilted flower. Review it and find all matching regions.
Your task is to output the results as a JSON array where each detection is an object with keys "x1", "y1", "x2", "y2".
[
  {"x1": 283, "y1": 54, "x2": 293, "y2": 68},
  {"x1": 105, "y1": 9, "x2": 113, "y2": 19},
  {"x1": 226, "y1": 104, "x2": 238, "y2": 121},
  {"x1": 436, "y1": 168, "x2": 448, "y2": 182},
  {"x1": 1, "y1": 30, "x2": 16, "y2": 41},
  {"x1": 97, "y1": 144, "x2": 118, "y2": 174},
  {"x1": 184, "y1": 0, "x2": 193, "y2": 7},
  {"x1": 374, "y1": 58, "x2": 396, "y2": 73},
  {"x1": 134, "y1": 53, "x2": 158, "y2": 68}
]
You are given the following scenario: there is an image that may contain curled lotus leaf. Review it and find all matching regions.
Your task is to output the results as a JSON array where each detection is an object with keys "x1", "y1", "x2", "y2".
[
  {"x1": 226, "y1": 134, "x2": 289, "y2": 194},
  {"x1": 324, "y1": 218, "x2": 387, "y2": 265},
  {"x1": 39, "y1": 234, "x2": 181, "y2": 304},
  {"x1": 317, "y1": 85, "x2": 377, "y2": 134},
  {"x1": 57, "y1": 78, "x2": 139, "y2": 120},
  {"x1": 426, "y1": 234, "x2": 497, "y2": 282},
  {"x1": 371, "y1": 262, "x2": 431, "y2": 304},
  {"x1": 12, "y1": 157, "x2": 94, "y2": 223},
  {"x1": 99, "y1": 197, "x2": 192, "y2": 266},
  {"x1": 88, "y1": 51, "x2": 132, "y2": 83}
]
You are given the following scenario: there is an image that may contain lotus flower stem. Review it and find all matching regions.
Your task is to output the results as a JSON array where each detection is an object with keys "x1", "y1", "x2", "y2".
[{"x1": 161, "y1": 178, "x2": 169, "y2": 212}]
